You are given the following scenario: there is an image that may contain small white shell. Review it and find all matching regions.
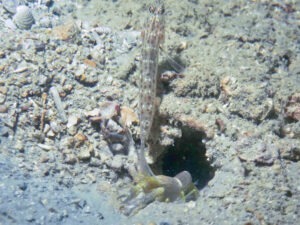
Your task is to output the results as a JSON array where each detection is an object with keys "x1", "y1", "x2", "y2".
[
  {"x1": 13, "y1": 5, "x2": 35, "y2": 30},
  {"x1": 3, "y1": 0, "x2": 19, "y2": 14}
]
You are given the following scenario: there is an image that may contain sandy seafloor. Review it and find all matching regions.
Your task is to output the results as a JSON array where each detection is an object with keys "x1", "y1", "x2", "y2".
[{"x1": 0, "y1": 0, "x2": 299, "y2": 224}]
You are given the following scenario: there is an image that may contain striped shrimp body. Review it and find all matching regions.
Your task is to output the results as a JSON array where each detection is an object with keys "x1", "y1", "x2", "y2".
[
  {"x1": 138, "y1": 1, "x2": 165, "y2": 175},
  {"x1": 119, "y1": 2, "x2": 198, "y2": 215}
]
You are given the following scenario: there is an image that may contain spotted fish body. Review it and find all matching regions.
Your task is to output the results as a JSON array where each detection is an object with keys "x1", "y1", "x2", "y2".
[{"x1": 138, "y1": 1, "x2": 165, "y2": 175}]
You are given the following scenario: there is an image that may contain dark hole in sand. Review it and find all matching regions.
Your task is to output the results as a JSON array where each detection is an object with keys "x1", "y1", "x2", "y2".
[{"x1": 161, "y1": 127, "x2": 215, "y2": 190}]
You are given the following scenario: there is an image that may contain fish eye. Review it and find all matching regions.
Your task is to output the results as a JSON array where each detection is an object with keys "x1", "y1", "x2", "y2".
[
  {"x1": 158, "y1": 6, "x2": 165, "y2": 14},
  {"x1": 149, "y1": 6, "x2": 155, "y2": 13}
]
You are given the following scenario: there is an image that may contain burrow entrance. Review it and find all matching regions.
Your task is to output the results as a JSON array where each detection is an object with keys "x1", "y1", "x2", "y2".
[{"x1": 159, "y1": 127, "x2": 215, "y2": 190}]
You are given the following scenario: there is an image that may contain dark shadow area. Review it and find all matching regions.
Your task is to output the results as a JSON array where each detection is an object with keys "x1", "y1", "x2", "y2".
[{"x1": 161, "y1": 127, "x2": 215, "y2": 190}]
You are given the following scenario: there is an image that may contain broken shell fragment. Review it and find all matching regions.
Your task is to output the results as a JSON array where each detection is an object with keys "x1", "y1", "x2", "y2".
[
  {"x1": 75, "y1": 132, "x2": 88, "y2": 141},
  {"x1": 52, "y1": 21, "x2": 79, "y2": 41},
  {"x1": 84, "y1": 108, "x2": 101, "y2": 118},
  {"x1": 98, "y1": 101, "x2": 120, "y2": 120},
  {"x1": 284, "y1": 92, "x2": 300, "y2": 121},
  {"x1": 13, "y1": 6, "x2": 35, "y2": 30},
  {"x1": 120, "y1": 106, "x2": 139, "y2": 127},
  {"x1": 85, "y1": 101, "x2": 120, "y2": 121},
  {"x1": 67, "y1": 115, "x2": 80, "y2": 128}
]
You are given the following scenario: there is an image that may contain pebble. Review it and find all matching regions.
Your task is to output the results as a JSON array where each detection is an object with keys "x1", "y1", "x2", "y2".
[
  {"x1": 80, "y1": 178, "x2": 88, "y2": 184},
  {"x1": 50, "y1": 120, "x2": 61, "y2": 133},
  {"x1": 106, "y1": 119, "x2": 123, "y2": 133},
  {"x1": 74, "y1": 132, "x2": 88, "y2": 143},
  {"x1": 52, "y1": 20, "x2": 79, "y2": 41},
  {"x1": 0, "y1": 126, "x2": 9, "y2": 137},
  {"x1": 67, "y1": 126, "x2": 78, "y2": 136},
  {"x1": 40, "y1": 198, "x2": 49, "y2": 207},
  {"x1": 89, "y1": 157, "x2": 102, "y2": 167},
  {"x1": 43, "y1": 124, "x2": 51, "y2": 134},
  {"x1": 84, "y1": 108, "x2": 101, "y2": 117},
  {"x1": 64, "y1": 153, "x2": 77, "y2": 165},
  {"x1": 0, "y1": 93, "x2": 6, "y2": 104},
  {"x1": 0, "y1": 86, "x2": 8, "y2": 95},
  {"x1": 18, "y1": 182, "x2": 28, "y2": 191},
  {"x1": 83, "y1": 59, "x2": 97, "y2": 68},
  {"x1": 186, "y1": 201, "x2": 196, "y2": 209},
  {"x1": 78, "y1": 149, "x2": 91, "y2": 161},
  {"x1": 110, "y1": 143, "x2": 124, "y2": 153},
  {"x1": 15, "y1": 140, "x2": 24, "y2": 153},
  {"x1": 83, "y1": 205, "x2": 91, "y2": 213},
  {"x1": 86, "y1": 173, "x2": 96, "y2": 183},
  {"x1": 39, "y1": 156, "x2": 50, "y2": 163},
  {"x1": 98, "y1": 144, "x2": 113, "y2": 163},
  {"x1": 61, "y1": 209, "x2": 68, "y2": 219},
  {"x1": 98, "y1": 101, "x2": 120, "y2": 120},
  {"x1": 63, "y1": 84, "x2": 73, "y2": 93},
  {"x1": 110, "y1": 155, "x2": 124, "y2": 170},
  {"x1": 0, "y1": 105, "x2": 8, "y2": 113},
  {"x1": 35, "y1": 42, "x2": 46, "y2": 52},
  {"x1": 67, "y1": 115, "x2": 80, "y2": 128},
  {"x1": 25, "y1": 214, "x2": 35, "y2": 222},
  {"x1": 46, "y1": 129, "x2": 56, "y2": 138},
  {"x1": 77, "y1": 199, "x2": 87, "y2": 209},
  {"x1": 59, "y1": 137, "x2": 75, "y2": 149},
  {"x1": 37, "y1": 143, "x2": 55, "y2": 151}
]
